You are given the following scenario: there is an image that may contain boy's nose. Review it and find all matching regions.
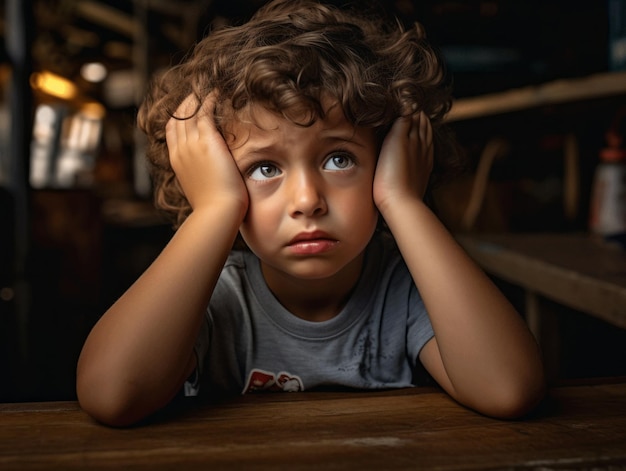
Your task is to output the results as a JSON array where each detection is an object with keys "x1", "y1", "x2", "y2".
[{"x1": 287, "y1": 171, "x2": 327, "y2": 218}]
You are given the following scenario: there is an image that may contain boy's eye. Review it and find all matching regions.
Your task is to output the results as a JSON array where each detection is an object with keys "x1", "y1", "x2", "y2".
[
  {"x1": 249, "y1": 163, "x2": 281, "y2": 181},
  {"x1": 324, "y1": 152, "x2": 355, "y2": 171}
]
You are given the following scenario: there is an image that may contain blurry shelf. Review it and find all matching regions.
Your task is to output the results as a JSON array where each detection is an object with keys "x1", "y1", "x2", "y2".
[
  {"x1": 101, "y1": 199, "x2": 169, "y2": 227},
  {"x1": 446, "y1": 71, "x2": 626, "y2": 122},
  {"x1": 457, "y1": 232, "x2": 626, "y2": 329}
]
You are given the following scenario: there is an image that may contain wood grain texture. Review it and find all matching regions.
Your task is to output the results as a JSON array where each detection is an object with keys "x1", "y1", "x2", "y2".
[{"x1": 2, "y1": 384, "x2": 626, "y2": 470}]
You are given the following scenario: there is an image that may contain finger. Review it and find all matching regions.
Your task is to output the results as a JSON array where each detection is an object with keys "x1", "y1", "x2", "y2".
[
  {"x1": 166, "y1": 96, "x2": 197, "y2": 146},
  {"x1": 419, "y1": 113, "x2": 434, "y2": 160},
  {"x1": 168, "y1": 94, "x2": 199, "y2": 148},
  {"x1": 418, "y1": 112, "x2": 428, "y2": 145},
  {"x1": 165, "y1": 116, "x2": 178, "y2": 151},
  {"x1": 166, "y1": 95, "x2": 200, "y2": 173},
  {"x1": 176, "y1": 93, "x2": 201, "y2": 117},
  {"x1": 408, "y1": 112, "x2": 420, "y2": 142},
  {"x1": 196, "y1": 92, "x2": 219, "y2": 138},
  {"x1": 197, "y1": 91, "x2": 217, "y2": 119},
  {"x1": 393, "y1": 114, "x2": 412, "y2": 137},
  {"x1": 180, "y1": 94, "x2": 202, "y2": 143}
]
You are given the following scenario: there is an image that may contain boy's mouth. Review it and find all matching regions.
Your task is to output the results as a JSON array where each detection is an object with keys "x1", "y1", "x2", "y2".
[
  {"x1": 288, "y1": 230, "x2": 333, "y2": 244},
  {"x1": 287, "y1": 231, "x2": 338, "y2": 255}
]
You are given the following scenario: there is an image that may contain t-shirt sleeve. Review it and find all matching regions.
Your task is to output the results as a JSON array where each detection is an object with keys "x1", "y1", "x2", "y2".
[
  {"x1": 380, "y1": 245, "x2": 435, "y2": 369},
  {"x1": 184, "y1": 312, "x2": 210, "y2": 397},
  {"x1": 406, "y1": 274, "x2": 435, "y2": 366},
  {"x1": 377, "y1": 237, "x2": 435, "y2": 370}
]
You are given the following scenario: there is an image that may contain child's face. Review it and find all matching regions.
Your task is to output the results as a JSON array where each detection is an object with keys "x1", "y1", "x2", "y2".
[{"x1": 226, "y1": 102, "x2": 379, "y2": 283}]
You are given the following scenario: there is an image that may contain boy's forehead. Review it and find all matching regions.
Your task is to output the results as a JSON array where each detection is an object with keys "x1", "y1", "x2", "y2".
[
  {"x1": 222, "y1": 102, "x2": 379, "y2": 155},
  {"x1": 224, "y1": 99, "x2": 355, "y2": 140}
]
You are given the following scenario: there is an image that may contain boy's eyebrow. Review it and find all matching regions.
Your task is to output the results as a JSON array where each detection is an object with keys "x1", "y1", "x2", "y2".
[
  {"x1": 233, "y1": 144, "x2": 281, "y2": 166},
  {"x1": 236, "y1": 143, "x2": 279, "y2": 156},
  {"x1": 320, "y1": 130, "x2": 367, "y2": 147},
  {"x1": 234, "y1": 132, "x2": 366, "y2": 162},
  {"x1": 326, "y1": 135, "x2": 366, "y2": 147}
]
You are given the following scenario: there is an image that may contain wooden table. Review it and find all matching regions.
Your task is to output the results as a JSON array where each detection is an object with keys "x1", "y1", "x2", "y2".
[{"x1": 2, "y1": 382, "x2": 626, "y2": 470}]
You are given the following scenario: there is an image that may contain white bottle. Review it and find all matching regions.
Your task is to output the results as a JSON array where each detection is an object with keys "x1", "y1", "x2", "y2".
[{"x1": 589, "y1": 131, "x2": 626, "y2": 246}]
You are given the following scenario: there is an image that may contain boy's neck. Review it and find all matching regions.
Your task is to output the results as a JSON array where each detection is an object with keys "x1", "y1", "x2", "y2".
[{"x1": 259, "y1": 253, "x2": 365, "y2": 322}]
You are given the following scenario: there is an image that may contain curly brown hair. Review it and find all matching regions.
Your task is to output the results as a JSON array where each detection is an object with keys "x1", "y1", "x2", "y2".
[{"x1": 137, "y1": 0, "x2": 458, "y2": 228}]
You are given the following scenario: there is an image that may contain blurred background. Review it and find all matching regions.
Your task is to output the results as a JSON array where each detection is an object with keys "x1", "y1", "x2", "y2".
[{"x1": 1, "y1": 0, "x2": 625, "y2": 402}]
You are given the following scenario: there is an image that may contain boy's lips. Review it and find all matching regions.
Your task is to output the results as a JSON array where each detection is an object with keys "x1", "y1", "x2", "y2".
[
  {"x1": 288, "y1": 230, "x2": 334, "y2": 245},
  {"x1": 287, "y1": 231, "x2": 338, "y2": 255}
]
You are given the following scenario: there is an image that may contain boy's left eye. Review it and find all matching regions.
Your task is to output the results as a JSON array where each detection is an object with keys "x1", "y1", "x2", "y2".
[
  {"x1": 248, "y1": 163, "x2": 281, "y2": 180},
  {"x1": 324, "y1": 152, "x2": 355, "y2": 171}
]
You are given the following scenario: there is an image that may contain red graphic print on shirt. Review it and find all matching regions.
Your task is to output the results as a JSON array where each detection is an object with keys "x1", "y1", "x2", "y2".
[{"x1": 243, "y1": 369, "x2": 304, "y2": 394}]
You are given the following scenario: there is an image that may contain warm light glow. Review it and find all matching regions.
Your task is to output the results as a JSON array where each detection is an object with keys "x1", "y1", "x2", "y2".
[
  {"x1": 80, "y1": 62, "x2": 108, "y2": 83},
  {"x1": 30, "y1": 71, "x2": 78, "y2": 100},
  {"x1": 80, "y1": 101, "x2": 106, "y2": 119}
]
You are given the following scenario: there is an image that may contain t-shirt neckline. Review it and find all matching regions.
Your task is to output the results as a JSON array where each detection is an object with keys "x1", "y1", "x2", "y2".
[{"x1": 244, "y1": 238, "x2": 383, "y2": 339}]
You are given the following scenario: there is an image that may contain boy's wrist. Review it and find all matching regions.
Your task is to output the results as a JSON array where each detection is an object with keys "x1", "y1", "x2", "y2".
[
  {"x1": 377, "y1": 193, "x2": 426, "y2": 220},
  {"x1": 184, "y1": 200, "x2": 247, "y2": 231},
  {"x1": 379, "y1": 197, "x2": 432, "y2": 232}
]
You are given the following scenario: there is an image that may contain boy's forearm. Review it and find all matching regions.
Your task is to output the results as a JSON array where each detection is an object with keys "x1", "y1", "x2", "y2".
[
  {"x1": 381, "y1": 199, "x2": 545, "y2": 413},
  {"x1": 76, "y1": 205, "x2": 243, "y2": 426}
]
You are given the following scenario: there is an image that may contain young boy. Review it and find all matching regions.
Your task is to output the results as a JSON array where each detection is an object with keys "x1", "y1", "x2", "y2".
[{"x1": 76, "y1": 0, "x2": 545, "y2": 427}]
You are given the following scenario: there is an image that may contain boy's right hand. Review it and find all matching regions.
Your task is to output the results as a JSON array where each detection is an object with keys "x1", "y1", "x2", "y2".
[{"x1": 165, "y1": 92, "x2": 249, "y2": 218}]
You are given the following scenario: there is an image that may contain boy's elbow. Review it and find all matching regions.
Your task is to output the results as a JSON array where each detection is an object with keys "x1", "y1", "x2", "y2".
[
  {"x1": 482, "y1": 373, "x2": 546, "y2": 419},
  {"x1": 76, "y1": 371, "x2": 147, "y2": 427},
  {"x1": 78, "y1": 394, "x2": 139, "y2": 428}
]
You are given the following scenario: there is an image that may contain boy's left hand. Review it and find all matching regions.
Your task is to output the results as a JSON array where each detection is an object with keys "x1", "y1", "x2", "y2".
[{"x1": 373, "y1": 112, "x2": 433, "y2": 214}]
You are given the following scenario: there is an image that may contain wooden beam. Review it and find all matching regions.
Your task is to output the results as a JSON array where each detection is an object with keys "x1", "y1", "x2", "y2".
[
  {"x1": 447, "y1": 71, "x2": 626, "y2": 122},
  {"x1": 75, "y1": 1, "x2": 138, "y2": 38}
]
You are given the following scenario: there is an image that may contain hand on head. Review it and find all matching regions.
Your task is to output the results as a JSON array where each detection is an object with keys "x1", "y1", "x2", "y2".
[
  {"x1": 373, "y1": 111, "x2": 434, "y2": 214},
  {"x1": 165, "y1": 92, "x2": 249, "y2": 217}
]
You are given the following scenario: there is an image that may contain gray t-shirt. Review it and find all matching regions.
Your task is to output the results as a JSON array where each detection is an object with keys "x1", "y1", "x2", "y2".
[{"x1": 186, "y1": 234, "x2": 434, "y2": 397}]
